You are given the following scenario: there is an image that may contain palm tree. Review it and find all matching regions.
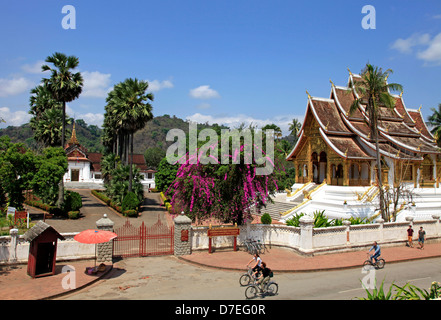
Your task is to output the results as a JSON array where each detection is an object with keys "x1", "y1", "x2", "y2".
[
  {"x1": 42, "y1": 52, "x2": 83, "y2": 148},
  {"x1": 349, "y1": 64, "x2": 402, "y2": 221},
  {"x1": 41, "y1": 52, "x2": 83, "y2": 207},
  {"x1": 428, "y1": 103, "x2": 441, "y2": 147},
  {"x1": 30, "y1": 106, "x2": 72, "y2": 147},
  {"x1": 288, "y1": 118, "x2": 302, "y2": 143},
  {"x1": 29, "y1": 84, "x2": 65, "y2": 148},
  {"x1": 105, "y1": 78, "x2": 154, "y2": 192}
]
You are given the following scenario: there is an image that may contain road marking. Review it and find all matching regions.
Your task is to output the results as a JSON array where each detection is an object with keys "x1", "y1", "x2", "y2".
[
  {"x1": 406, "y1": 277, "x2": 431, "y2": 283},
  {"x1": 338, "y1": 287, "x2": 365, "y2": 294}
]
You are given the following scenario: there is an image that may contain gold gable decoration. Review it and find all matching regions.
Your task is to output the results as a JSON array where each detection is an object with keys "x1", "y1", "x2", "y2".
[{"x1": 68, "y1": 122, "x2": 79, "y2": 145}]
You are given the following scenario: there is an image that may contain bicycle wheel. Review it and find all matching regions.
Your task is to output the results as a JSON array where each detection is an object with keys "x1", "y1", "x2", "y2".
[
  {"x1": 266, "y1": 282, "x2": 278, "y2": 296},
  {"x1": 376, "y1": 259, "x2": 386, "y2": 269},
  {"x1": 239, "y1": 274, "x2": 252, "y2": 286},
  {"x1": 362, "y1": 260, "x2": 374, "y2": 271},
  {"x1": 245, "y1": 285, "x2": 259, "y2": 299}
]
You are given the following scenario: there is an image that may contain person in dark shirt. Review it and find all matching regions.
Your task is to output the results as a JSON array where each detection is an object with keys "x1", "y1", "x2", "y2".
[
  {"x1": 368, "y1": 241, "x2": 381, "y2": 264},
  {"x1": 257, "y1": 262, "x2": 272, "y2": 291},
  {"x1": 407, "y1": 225, "x2": 414, "y2": 248},
  {"x1": 418, "y1": 227, "x2": 426, "y2": 250}
]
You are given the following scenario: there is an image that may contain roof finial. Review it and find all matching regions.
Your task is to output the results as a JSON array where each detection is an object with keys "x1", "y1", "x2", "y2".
[
  {"x1": 385, "y1": 74, "x2": 389, "y2": 81},
  {"x1": 68, "y1": 121, "x2": 79, "y2": 146},
  {"x1": 418, "y1": 105, "x2": 422, "y2": 112},
  {"x1": 329, "y1": 79, "x2": 335, "y2": 87},
  {"x1": 347, "y1": 67, "x2": 353, "y2": 76},
  {"x1": 306, "y1": 90, "x2": 311, "y2": 99},
  {"x1": 399, "y1": 91, "x2": 403, "y2": 98}
]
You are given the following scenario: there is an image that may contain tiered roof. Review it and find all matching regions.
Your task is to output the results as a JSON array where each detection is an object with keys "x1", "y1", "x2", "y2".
[{"x1": 287, "y1": 70, "x2": 440, "y2": 162}]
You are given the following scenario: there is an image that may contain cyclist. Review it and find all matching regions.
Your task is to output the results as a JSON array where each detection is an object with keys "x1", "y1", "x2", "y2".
[
  {"x1": 256, "y1": 262, "x2": 272, "y2": 292},
  {"x1": 368, "y1": 241, "x2": 381, "y2": 265},
  {"x1": 246, "y1": 253, "x2": 262, "y2": 278}
]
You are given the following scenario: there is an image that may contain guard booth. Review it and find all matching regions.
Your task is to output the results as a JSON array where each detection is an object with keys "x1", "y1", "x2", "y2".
[{"x1": 23, "y1": 221, "x2": 65, "y2": 278}]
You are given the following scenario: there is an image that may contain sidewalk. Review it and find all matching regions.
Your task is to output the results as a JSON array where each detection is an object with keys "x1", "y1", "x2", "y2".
[
  {"x1": 0, "y1": 260, "x2": 112, "y2": 300},
  {"x1": 179, "y1": 242, "x2": 441, "y2": 272},
  {"x1": 1, "y1": 242, "x2": 439, "y2": 300}
]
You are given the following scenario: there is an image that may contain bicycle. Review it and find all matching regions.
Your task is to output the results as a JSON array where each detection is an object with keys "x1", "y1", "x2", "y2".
[
  {"x1": 244, "y1": 238, "x2": 267, "y2": 255},
  {"x1": 363, "y1": 253, "x2": 386, "y2": 270},
  {"x1": 244, "y1": 238, "x2": 259, "y2": 254},
  {"x1": 245, "y1": 275, "x2": 278, "y2": 299},
  {"x1": 239, "y1": 267, "x2": 261, "y2": 286}
]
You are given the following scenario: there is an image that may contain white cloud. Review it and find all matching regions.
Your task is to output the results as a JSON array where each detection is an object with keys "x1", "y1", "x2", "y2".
[
  {"x1": 433, "y1": 14, "x2": 441, "y2": 19},
  {"x1": 0, "y1": 77, "x2": 34, "y2": 97},
  {"x1": 189, "y1": 85, "x2": 220, "y2": 99},
  {"x1": 81, "y1": 71, "x2": 112, "y2": 98},
  {"x1": 66, "y1": 104, "x2": 104, "y2": 127},
  {"x1": 148, "y1": 79, "x2": 174, "y2": 92},
  {"x1": 391, "y1": 32, "x2": 441, "y2": 65},
  {"x1": 76, "y1": 112, "x2": 104, "y2": 127},
  {"x1": 417, "y1": 32, "x2": 441, "y2": 65},
  {"x1": 185, "y1": 113, "x2": 301, "y2": 136},
  {"x1": 0, "y1": 107, "x2": 32, "y2": 127},
  {"x1": 21, "y1": 60, "x2": 46, "y2": 74},
  {"x1": 390, "y1": 33, "x2": 431, "y2": 54}
]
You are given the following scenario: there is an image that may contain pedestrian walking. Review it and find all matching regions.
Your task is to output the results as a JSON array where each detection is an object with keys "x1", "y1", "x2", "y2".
[
  {"x1": 418, "y1": 226, "x2": 426, "y2": 250},
  {"x1": 407, "y1": 225, "x2": 414, "y2": 248}
]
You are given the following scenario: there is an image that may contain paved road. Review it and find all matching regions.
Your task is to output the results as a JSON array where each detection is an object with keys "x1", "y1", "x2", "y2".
[
  {"x1": 26, "y1": 189, "x2": 169, "y2": 233},
  {"x1": 60, "y1": 255, "x2": 441, "y2": 300}
]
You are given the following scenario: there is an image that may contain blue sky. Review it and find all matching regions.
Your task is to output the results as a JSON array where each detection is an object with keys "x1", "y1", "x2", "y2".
[{"x1": 1, "y1": 0, "x2": 441, "y2": 135}]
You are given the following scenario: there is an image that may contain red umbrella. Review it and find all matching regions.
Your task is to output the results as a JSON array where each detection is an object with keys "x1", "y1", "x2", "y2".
[
  {"x1": 74, "y1": 229, "x2": 118, "y2": 269},
  {"x1": 74, "y1": 229, "x2": 118, "y2": 244}
]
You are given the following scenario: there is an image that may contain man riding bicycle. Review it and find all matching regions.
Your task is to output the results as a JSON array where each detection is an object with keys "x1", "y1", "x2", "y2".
[{"x1": 368, "y1": 241, "x2": 381, "y2": 264}]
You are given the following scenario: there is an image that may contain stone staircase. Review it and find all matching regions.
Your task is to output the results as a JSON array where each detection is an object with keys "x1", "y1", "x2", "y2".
[{"x1": 255, "y1": 200, "x2": 298, "y2": 221}]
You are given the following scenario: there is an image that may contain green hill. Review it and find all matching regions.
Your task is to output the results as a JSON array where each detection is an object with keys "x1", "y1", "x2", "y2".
[{"x1": 0, "y1": 114, "x2": 228, "y2": 154}]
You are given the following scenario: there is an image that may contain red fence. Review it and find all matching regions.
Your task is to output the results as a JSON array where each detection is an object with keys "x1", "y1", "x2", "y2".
[{"x1": 113, "y1": 217, "x2": 174, "y2": 258}]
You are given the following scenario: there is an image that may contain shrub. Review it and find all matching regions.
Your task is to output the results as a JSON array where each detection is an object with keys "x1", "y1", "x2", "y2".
[
  {"x1": 68, "y1": 211, "x2": 80, "y2": 219},
  {"x1": 122, "y1": 191, "x2": 140, "y2": 212},
  {"x1": 64, "y1": 191, "x2": 82, "y2": 212},
  {"x1": 285, "y1": 213, "x2": 305, "y2": 227},
  {"x1": 123, "y1": 209, "x2": 138, "y2": 217},
  {"x1": 261, "y1": 213, "x2": 272, "y2": 224}
]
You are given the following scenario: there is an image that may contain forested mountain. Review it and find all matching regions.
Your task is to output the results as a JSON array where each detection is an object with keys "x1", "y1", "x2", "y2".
[{"x1": 0, "y1": 114, "x2": 229, "y2": 154}]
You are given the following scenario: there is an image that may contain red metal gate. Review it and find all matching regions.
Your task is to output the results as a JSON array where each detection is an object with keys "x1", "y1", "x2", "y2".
[{"x1": 113, "y1": 217, "x2": 174, "y2": 258}]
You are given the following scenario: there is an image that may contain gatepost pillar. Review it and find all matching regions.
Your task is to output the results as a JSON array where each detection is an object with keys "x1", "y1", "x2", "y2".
[
  {"x1": 299, "y1": 215, "x2": 314, "y2": 254},
  {"x1": 9, "y1": 228, "x2": 19, "y2": 263},
  {"x1": 96, "y1": 214, "x2": 114, "y2": 264},
  {"x1": 174, "y1": 211, "x2": 192, "y2": 256}
]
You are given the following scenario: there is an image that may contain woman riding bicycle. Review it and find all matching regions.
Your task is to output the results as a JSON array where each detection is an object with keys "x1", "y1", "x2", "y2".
[
  {"x1": 368, "y1": 241, "x2": 381, "y2": 264},
  {"x1": 246, "y1": 253, "x2": 262, "y2": 278}
]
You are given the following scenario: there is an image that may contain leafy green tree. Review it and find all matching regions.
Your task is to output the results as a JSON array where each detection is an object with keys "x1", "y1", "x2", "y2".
[
  {"x1": 31, "y1": 147, "x2": 68, "y2": 206},
  {"x1": 262, "y1": 123, "x2": 282, "y2": 140},
  {"x1": 155, "y1": 157, "x2": 179, "y2": 192},
  {"x1": 105, "y1": 163, "x2": 143, "y2": 206},
  {"x1": 349, "y1": 64, "x2": 402, "y2": 221},
  {"x1": 0, "y1": 136, "x2": 36, "y2": 209},
  {"x1": 144, "y1": 147, "x2": 165, "y2": 169}
]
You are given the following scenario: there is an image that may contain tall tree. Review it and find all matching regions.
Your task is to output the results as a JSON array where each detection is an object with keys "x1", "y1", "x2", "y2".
[
  {"x1": 349, "y1": 64, "x2": 402, "y2": 221},
  {"x1": 41, "y1": 52, "x2": 83, "y2": 206},
  {"x1": 105, "y1": 78, "x2": 153, "y2": 191},
  {"x1": 428, "y1": 103, "x2": 441, "y2": 147},
  {"x1": 288, "y1": 118, "x2": 302, "y2": 142}
]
